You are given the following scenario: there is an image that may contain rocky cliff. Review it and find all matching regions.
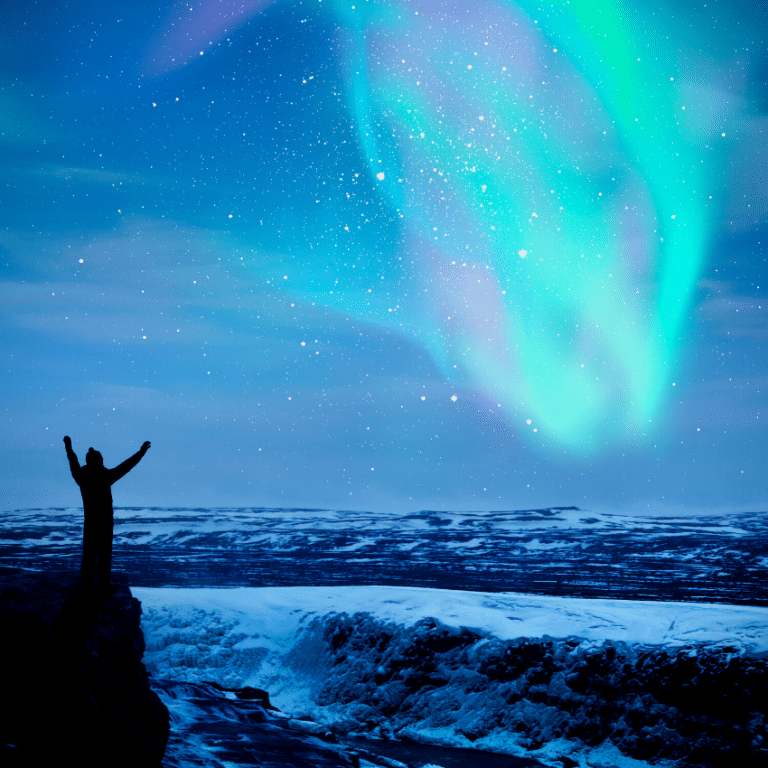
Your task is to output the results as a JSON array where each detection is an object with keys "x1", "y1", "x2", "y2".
[
  {"x1": 286, "y1": 613, "x2": 768, "y2": 767},
  {"x1": 0, "y1": 568, "x2": 169, "y2": 767}
]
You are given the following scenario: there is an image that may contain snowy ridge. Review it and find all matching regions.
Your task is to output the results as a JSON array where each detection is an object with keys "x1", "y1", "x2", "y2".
[{"x1": 135, "y1": 586, "x2": 768, "y2": 767}]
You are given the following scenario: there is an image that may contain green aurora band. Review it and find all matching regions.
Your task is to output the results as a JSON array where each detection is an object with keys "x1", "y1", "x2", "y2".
[
  {"x1": 156, "y1": 0, "x2": 740, "y2": 458},
  {"x1": 320, "y1": 0, "x2": 731, "y2": 457}
]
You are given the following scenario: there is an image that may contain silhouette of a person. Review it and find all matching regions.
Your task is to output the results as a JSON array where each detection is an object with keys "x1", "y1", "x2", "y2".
[{"x1": 63, "y1": 436, "x2": 150, "y2": 591}]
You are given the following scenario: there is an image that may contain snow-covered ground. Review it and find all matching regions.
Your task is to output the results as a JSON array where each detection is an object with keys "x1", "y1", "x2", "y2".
[
  {"x1": 135, "y1": 585, "x2": 768, "y2": 662},
  {"x1": 135, "y1": 585, "x2": 768, "y2": 767},
  {"x1": 4, "y1": 506, "x2": 765, "y2": 764}
]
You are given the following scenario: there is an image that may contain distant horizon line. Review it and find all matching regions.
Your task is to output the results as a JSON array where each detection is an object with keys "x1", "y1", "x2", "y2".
[{"x1": 4, "y1": 504, "x2": 767, "y2": 518}]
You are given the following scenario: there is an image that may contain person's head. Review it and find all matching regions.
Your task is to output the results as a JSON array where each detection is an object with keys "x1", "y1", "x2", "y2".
[{"x1": 85, "y1": 448, "x2": 104, "y2": 467}]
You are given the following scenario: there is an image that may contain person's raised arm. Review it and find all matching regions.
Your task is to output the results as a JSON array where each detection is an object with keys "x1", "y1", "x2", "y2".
[
  {"x1": 63, "y1": 436, "x2": 80, "y2": 479},
  {"x1": 109, "y1": 441, "x2": 151, "y2": 484}
]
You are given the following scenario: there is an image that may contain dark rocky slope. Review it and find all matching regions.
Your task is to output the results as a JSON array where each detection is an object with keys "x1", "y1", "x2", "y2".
[
  {"x1": 288, "y1": 613, "x2": 768, "y2": 768},
  {"x1": 0, "y1": 568, "x2": 169, "y2": 767}
]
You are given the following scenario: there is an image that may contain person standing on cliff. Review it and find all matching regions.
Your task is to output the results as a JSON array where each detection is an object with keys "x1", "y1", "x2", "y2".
[{"x1": 63, "y1": 436, "x2": 150, "y2": 592}]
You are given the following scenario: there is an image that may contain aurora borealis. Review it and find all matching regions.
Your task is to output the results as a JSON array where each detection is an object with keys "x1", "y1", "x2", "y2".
[{"x1": 1, "y1": 0, "x2": 766, "y2": 513}]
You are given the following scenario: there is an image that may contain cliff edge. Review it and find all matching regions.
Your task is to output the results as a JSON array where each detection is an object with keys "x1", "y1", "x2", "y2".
[{"x1": 0, "y1": 568, "x2": 169, "y2": 767}]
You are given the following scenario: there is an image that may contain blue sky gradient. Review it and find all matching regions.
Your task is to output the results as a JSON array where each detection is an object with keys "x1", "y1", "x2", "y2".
[{"x1": 2, "y1": 0, "x2": 766, "y2": 514}]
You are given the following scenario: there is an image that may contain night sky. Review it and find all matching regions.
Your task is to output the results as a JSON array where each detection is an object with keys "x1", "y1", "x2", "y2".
[{"x1": 2, "y1": 0, "x2": 766, "y2": 515}]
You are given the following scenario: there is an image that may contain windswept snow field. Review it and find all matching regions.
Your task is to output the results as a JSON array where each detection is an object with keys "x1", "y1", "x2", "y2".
[
  {"x1": 4, "y1": 506, "x2": 767, "y2": 767},
  {"x1": 3, "y1": 506, "x2": 766, "y2": 603}
]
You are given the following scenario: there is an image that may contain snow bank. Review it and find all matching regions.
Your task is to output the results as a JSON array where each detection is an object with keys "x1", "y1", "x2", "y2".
[
  {"x1": 134, "y1": 585, "x2": 768, "y2": 657},
  {"x1": 135, "y1": 586, "x2": 768, "y2": 767}
]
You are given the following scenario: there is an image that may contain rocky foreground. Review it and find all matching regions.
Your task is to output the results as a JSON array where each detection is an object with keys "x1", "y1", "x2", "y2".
[
  {"x1": 0, "y1": 569, "x2": 170, "y2": 766},
  {"x1": 289, "y1": 613, "x2": 768, "y2": 767}
]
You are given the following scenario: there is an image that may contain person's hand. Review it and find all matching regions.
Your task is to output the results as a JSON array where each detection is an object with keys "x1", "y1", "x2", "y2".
[
  {"x1": 141, "y1": 441, "x2": 151, "y2": 452},
  {"x1": 63, "y1": 436, "x2": 72, "y2": 447}
]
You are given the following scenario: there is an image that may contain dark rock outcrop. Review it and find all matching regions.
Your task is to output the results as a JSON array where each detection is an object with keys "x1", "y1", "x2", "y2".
[
  {"x1": 291, "y1": 613, "x2": 768, "y2": 768},
  {"x1": 0, "y1": 568, "x2": 169, "y2": 767}
]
